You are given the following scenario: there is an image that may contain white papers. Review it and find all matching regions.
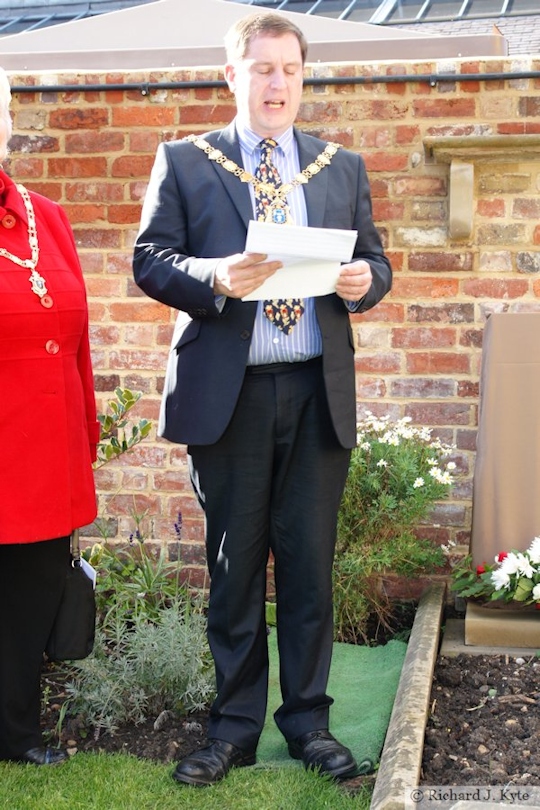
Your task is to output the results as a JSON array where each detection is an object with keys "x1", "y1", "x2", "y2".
[
  {"x1": 81, "y1": 557, "x2": 97, "y2": 590},
  {"x1": 242, "y1": 221, "x2": 358, "y2": 301}
]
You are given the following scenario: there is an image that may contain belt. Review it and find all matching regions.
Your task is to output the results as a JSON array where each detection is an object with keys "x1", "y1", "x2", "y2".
[{"x1": 245, "y1": 357, "x2": 322, "y2": 375}]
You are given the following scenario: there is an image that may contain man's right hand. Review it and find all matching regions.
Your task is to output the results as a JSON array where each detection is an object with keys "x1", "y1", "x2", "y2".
[{"x1": 214, "y1": 252, "x2": 281, "y2": 299}]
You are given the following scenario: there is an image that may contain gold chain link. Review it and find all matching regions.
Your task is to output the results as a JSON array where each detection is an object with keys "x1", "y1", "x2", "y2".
[
  {"x1": 186, "y1": 134, "x2": 340, "y2": 203},
  {"x1": 0, "y1": 184, "x2": 39, "y2": 270}
]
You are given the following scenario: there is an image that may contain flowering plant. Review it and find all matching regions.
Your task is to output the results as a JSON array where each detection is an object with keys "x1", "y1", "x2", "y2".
[
  {"x1": 337, "y1": 411, "x2": 456, "y2": 554},
  {"x1": 334, "y1": 411, "x2": 456, "y2": 642},
  {"x1": 451, "y1": 536, "x2": 540, "y2": 607}
]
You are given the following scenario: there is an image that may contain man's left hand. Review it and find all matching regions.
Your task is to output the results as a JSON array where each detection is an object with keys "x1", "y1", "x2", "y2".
[{"x1": 335, "y1": 260, "x2": 372, "y2": 302}]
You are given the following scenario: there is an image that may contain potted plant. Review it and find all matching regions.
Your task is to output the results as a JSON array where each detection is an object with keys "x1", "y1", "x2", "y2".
[{"x1": 451, "y1": 536, "x2": 540, "y2": 610}]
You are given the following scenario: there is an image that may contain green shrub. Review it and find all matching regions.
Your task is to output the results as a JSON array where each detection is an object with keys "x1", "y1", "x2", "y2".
[
  {"x1": 334, "y1": 411, "x2": 455, "y2": 643},
  {"x1": 95, "y1": 387, "x2": 151, "y2": 467},
  {"x1": 66, "y1": 600, "x2": 214, "y2": 735}
]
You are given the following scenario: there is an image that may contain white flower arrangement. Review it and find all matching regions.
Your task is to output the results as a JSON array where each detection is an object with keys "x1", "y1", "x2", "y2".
[{"x1": 452, "y1": 536, "x2": 540, "y2": 607}]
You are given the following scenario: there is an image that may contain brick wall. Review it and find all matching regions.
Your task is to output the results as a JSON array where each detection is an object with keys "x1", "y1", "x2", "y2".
[{"x1": 8, "y1": 56, "x2": 540, "y2": 585}]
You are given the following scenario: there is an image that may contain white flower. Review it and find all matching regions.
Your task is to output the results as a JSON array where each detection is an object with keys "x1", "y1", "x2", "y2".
[
  {"x1": 491, "y1": 568, "x2": 511, "y2": 591},
  {"x1": 527, "y1": 536, "x2": 540, "y2": 565},
  {"x1": 413, "y1": 478, "x2": 424, "y2": 488},
  {"x1": 360, "y1": 442, "x2": 371, "y2": 451},
  {"x1": 446, "y1": 461, "x2": 457, "y2": 471},
  {"x1": 532, "y1": 583, "x2": 540, "y2": 601},
  {"x1": 377, "y1": 459, "x2": 388, "y2": 467},
  {"x1": 428, "y1": 467, "x2": 452, "y2": 486},
  {"x1": 515, "y1": 553, "x2": 535, "y2": 580},
  {"x1": 498, "y1": 551, "x2": 521, "y2": 576}
]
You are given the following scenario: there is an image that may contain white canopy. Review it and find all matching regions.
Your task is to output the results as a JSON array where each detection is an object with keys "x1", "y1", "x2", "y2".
[{"x1": 0, "y1": 0, "x2": 507, "y2": 71}]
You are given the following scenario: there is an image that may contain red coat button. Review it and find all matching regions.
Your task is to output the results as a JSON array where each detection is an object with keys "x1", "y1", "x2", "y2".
[
  {"x1": 2, "y1": 214, "x2": 16, "y2": 229},
  {"x1": 41, "y1": 295, "x2": 54, "y2": 309},
  {"x1": 45, "y1": 340, "x2": 60, "y2": 355}
]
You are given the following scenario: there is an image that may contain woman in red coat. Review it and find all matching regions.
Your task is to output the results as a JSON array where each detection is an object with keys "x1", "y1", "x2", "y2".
[{"x1": 0, "y1": 68, "x2": 99, "y2": 765}]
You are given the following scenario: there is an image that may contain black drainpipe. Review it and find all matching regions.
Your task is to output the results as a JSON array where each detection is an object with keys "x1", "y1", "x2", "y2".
[{"x1": 9, "y1": 70, "x2": 540, "y2": 95}]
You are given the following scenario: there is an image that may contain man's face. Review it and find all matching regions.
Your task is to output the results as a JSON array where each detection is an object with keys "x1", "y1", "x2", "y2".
[{"x1": 225, "y1": 32, "x2": 304, "y2": 139}]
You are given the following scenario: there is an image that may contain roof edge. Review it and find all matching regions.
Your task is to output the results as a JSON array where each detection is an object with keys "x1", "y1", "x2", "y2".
[{"x1": 0, "y1": 33, "x2": 507, "y2": 72}]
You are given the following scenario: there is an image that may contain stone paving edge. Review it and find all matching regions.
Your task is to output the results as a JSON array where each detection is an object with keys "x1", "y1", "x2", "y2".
[{"x1": 370, "y1": 582, "x2": 446, "y2": 810}]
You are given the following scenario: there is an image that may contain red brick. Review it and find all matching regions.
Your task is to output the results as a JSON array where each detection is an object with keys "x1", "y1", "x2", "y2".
[
  {"x1": 85, "y1": 277, "x2": 124, "y2": 297},
  {"x1": 9, "y1": 134, "x2": 58, "y2": 153},
  {"x1": 49, "y1": 156, "x2": 108, "y2": 178},
  {"x1": 394, "y1": 176, "x2": 447, "y2": 197},
  {"x1": 355, "y1": 353, "x2": 401, "y2": 373},
  {"x1": 179, "y1": 104, "x2": 237, "y2": 126},
  {"x1": 477, "y1": 199, "x2": 505, "y2": 217},
  {"x1": 108, "y1": 204, "x2": 143, "y2": 224},
  {"x1": 112, "y1": 107, "x2": 176, "y2": 127},
  {"x1": 63, "y1": 203, "x2": 105, "y2": 224},
  {"x1": 406, "y1": 352, "x2": 471, "y2": 374},
  {"x1": 364, "y1": 153, "x2": 409, "y2": 172},
  {"x1": 395, "y1": 125, "x2": 421, "y2": 144},
  {"x1": 66, "y1": 182, "x2": 124, "y2": 202},
  {"x1": 409, "y1": 252, "x2": 473, "y2": 272},
  {"x1": 109, "y1": 300, "x2": 170, "y2": 322},
  {"x1": 392, "y1": 278, "x2": 459, "y2": 298},
  {"x1": 391, "y1": 377, "x2": 456, "y2": 398},
  {"x1": 414, "y1": 98, "x2": 476, "y2": 118},
  {"x1": 49, "y1": 108, "x2": 109, "y2": 129},
  {"x1": 513, "y1": 198, "x2": 540, "y2": 219},
  {"x1": 392, "y1": 326, "x2": 456, "y2": 349},
  {"x1": 109, "y1": 349, "x2": 169, "y2": 371},
  {"x1": 111, "y1": 155, "x2": 155, "y2": 178},
  {"x1": 65, "y1": 131, "x2": 125, "y2": 153},
  {"x1": 462, "y1": 279, "x2": 529, "y2": 298},
  {"x1": 372, "y1": 200, "x2": 405, "y2": 220}
]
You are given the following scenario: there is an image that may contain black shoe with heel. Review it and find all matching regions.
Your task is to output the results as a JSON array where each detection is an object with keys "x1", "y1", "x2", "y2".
[
  {"x1": 288, "y1": 730, "x2": 372, "y2": 780},
  {"x1": 14, "y1": 746, "x2": 68, "y2": 766},
  {"x1": 172, "y1": 739, "x2": 257, "y2": 787}
]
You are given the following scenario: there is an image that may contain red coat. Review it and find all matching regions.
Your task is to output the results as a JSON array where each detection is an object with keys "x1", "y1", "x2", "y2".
[{"x1": 0, "y1": 171, "x2": 98, "y2": 544}]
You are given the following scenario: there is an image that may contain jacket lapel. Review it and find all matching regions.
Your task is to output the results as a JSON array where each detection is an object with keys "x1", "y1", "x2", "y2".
[
  {"x1": 295, "y1": 129, "x2": 328, "y2": 229},
  {"x1": 204, "y1": 123, "x2": 253, "y2": 229},
  {"x1": 200, "y1": 125, "x2": 330, "y2": 230}
]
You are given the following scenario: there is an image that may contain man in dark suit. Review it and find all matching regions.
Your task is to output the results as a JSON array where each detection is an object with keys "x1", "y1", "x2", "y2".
[{"x1": 133, "y1": 10, "x2": 392, "y2": 788}]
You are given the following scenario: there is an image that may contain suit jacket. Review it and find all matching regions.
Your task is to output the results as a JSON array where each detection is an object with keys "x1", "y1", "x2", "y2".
[
  {"x1": 133, "y1": 122, "x2": 392, "y2": 449},
  {"x1": 0, "y1": 171, "x2": 99, "y2": 544}
]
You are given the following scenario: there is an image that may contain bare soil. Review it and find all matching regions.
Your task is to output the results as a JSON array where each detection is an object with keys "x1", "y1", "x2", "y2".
[
  {"x1": 421, "y1": 652, "x2": 540, "y2": 786},
  {"x1": 38, "y1": 605, "x2": 540, "y2": 787}
]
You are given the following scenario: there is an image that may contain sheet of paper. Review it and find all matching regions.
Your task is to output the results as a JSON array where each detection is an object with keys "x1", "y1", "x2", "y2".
[
  {"x1": 242, "y1": 221, "x2": 358, "y2": 301},
  {"x1": 81, "y1": 557, "x2": 97, "y2": 589}
]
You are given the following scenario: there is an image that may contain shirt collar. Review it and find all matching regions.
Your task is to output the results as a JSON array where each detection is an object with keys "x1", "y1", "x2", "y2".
[{"x1": 235, "y1": 119, "x2": 295, "y2": 158}]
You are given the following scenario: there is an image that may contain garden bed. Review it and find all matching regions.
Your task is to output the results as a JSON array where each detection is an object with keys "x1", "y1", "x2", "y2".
[{"x1": 421, "y1": 650, "x2": 540, "y2": 786}]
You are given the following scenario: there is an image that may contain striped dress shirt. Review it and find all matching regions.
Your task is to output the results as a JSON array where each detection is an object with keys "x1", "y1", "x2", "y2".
[{"x1": 236, "y1": 122, "x2": 323, "y2": 365}]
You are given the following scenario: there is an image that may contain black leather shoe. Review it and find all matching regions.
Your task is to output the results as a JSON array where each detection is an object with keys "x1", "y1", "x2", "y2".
[
  {"x1": 15, "y1": 746, "x2": 68, "y2": 766},
  {"x1": 172, "y1": 739, "x2": 257, "y2": 787},
  {"x1": 288, "y1": 730, "x2": 369, "y2": 780}
]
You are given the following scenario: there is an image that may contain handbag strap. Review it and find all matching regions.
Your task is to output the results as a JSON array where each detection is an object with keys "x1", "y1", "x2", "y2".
[{"x1": 71, "y1": 528, "x2": 81, "y2": 565}]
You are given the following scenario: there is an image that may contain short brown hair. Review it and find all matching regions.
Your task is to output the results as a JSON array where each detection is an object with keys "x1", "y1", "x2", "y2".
[{"x1": 225, "y1": 12, "x2": 308, "y2": 65}]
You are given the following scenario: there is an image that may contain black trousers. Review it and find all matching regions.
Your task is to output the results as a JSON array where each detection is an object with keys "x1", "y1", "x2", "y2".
[
  {"x1": 189, "y1": 360, "x2": 351, "y2": 751},
  {"x1": 0, "y1": 536, "x2": 69, "y2": 759}
]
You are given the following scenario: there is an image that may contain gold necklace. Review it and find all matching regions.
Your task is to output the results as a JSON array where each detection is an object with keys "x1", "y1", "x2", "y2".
[
  {"x1": 186, "y1": 134, "x2": 340, "y2": 224},
  {"x1": 0, "y1": 183, "x2": 48, "y2": 299}
]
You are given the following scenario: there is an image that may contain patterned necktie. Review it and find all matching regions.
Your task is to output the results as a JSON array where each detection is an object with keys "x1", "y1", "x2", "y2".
[{"x1": 254, "y1": 138, "x2": 304, "y2": 335}]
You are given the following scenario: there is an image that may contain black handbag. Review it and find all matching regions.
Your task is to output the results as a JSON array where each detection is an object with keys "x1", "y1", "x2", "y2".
[{"x1": 45, "y1": 530, "x2": 96, "y2": 661}]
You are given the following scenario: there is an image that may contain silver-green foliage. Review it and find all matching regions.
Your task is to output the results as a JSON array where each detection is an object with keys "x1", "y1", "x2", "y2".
[{"x1": 66, "y1": 600, "x2": 215, "y2": 735}]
